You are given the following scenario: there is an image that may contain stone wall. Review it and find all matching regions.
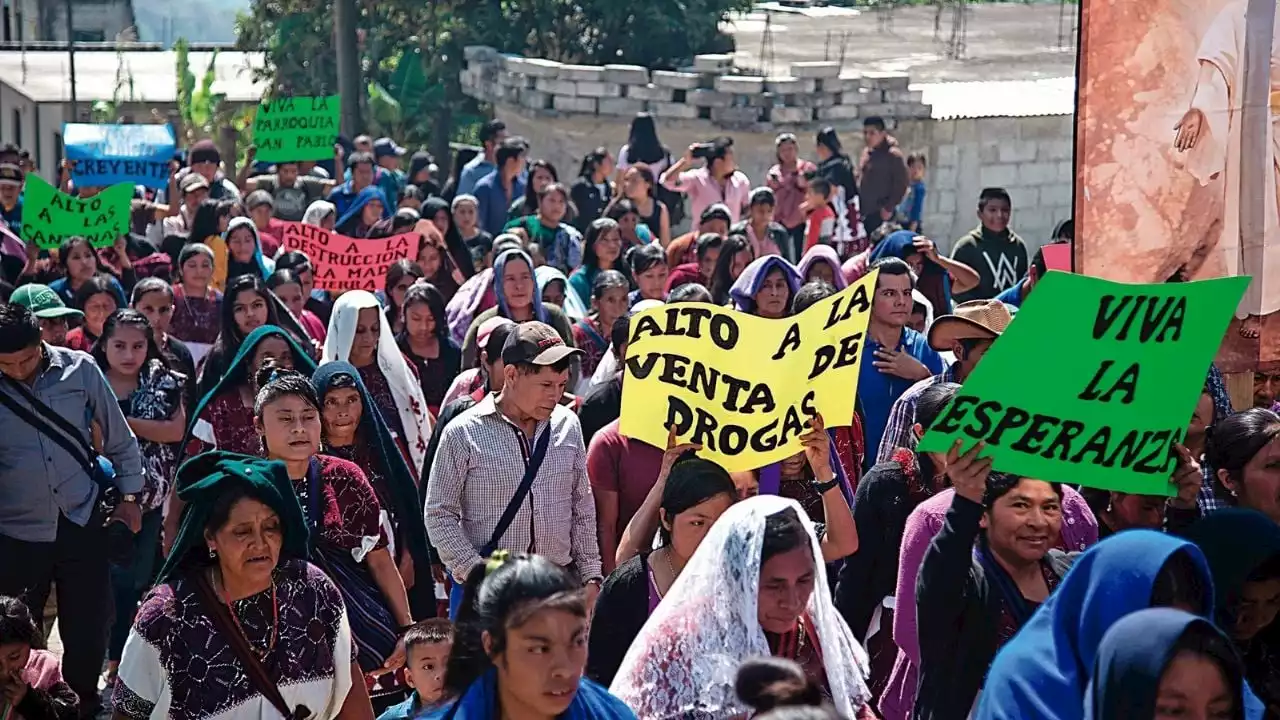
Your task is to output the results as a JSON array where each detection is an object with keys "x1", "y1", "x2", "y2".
[{"x1": 460, "y1": 47, "x2": 1074, "y2": 254}]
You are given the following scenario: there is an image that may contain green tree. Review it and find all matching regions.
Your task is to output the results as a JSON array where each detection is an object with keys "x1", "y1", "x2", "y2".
[{"x1": 235, "y1": 0, "x2": 751, "y2": 161}]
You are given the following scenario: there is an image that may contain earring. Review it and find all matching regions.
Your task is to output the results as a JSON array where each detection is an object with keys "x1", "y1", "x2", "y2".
[{"x1": 208, "y1": 547, "x2": 217, "y2": 559}]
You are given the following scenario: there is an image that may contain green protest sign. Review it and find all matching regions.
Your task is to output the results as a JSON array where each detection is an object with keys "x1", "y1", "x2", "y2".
[
  {"x1": 252, "y1": 95, "x2": 340, "y2": 162},
  {"x1": 20, "y1": 175, "x2": 132, "y2": 249},
  {"x1": 918, "y1": 271, "x2": 1248, "y2": 496}
]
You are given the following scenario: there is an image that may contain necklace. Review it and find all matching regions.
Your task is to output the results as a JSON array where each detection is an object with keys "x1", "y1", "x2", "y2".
[
  {"x1": 215, "y1": 568, "x2": 279, "y2": 659},
  {"x1": 657, "y1": 548, "x2": 678, "y2": 598}
]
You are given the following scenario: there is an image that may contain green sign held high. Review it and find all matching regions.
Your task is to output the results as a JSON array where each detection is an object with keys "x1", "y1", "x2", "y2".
[
  {"x1": 918, "y1": 271, "x2": 1248, "y2": 496},
  {"x1": 252, "y1": 95, "x2": 340, "y2": 163},
  {"x1": 21, "y1": 175, "x2": 132, "y2": 249}
]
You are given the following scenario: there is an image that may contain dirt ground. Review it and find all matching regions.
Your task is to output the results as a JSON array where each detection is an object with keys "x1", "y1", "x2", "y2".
[{"x1": 727, "y1": 2, "x2": 1079, "y2": 82}]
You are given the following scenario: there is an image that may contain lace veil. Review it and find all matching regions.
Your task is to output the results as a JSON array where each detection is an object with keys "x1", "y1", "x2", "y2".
[{"x1": 609, "y1": 495, "x2": 870, "y2": 719}]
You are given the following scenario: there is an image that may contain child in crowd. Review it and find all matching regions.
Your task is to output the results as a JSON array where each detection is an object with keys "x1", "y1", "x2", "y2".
[
  {"x1": 803, "y1": 178, "x2": 836, "y2": 253},
  {"x1": 0, "y1": 595, "x2": 78, "y2": 720},
  {"x1": 377, "y1": 619, "x2": 454, "y2": 720},
  {"x1": 896, "y1": 153, "x2": 927, "y2": 232}
]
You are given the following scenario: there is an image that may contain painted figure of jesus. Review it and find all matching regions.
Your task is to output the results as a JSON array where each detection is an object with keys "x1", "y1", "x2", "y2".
[{"x1": 1175, "y1": 0, "x2": 1280, "y2": 339}]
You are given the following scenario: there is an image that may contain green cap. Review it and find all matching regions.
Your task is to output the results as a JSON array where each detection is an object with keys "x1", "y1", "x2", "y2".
[{"x1": 10, "y1": 284, "x2": 84, "y2": 320}]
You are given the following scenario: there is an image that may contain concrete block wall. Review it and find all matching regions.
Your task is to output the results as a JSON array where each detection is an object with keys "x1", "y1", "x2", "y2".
[
  {"x1": 459, "y1": 46, "x2": 933, "y2": 129},
  {"x1": 460, "y1": 46, "x2": 1072, "y2": 254}
]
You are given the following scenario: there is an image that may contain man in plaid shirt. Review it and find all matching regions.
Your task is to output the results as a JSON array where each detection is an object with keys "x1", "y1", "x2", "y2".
[
  {"x1": 875, "y1": 300, "x2": 1012, "y2": 465},
  {"x1": 426, "y1": 321, "x2": 604, "y2": 617}
]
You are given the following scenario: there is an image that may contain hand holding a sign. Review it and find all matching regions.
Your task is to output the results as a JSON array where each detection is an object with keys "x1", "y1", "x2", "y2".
[
  {"x1": 1168, "y1": 443, "x2": 1203, "y2": 511},
  {"x1": 946, "y1": 440, "x2": 992, "y2": 505},
  {"x1": 873, "y1": 347, "x2": 932, "y2": 381},
  {"x1": 658, "y1": 425, "x2": 704, "y2": 487},
  {"x1": 799, "y1": 413, "x2": 833, "y2": 478}
]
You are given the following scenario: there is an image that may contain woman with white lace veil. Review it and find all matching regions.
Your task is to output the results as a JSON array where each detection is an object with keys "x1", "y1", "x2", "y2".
[
  {"x1": 323, "y1": 290, "x2": 433, "y2": 478},
  {"x1": 610, "y1": 495, "x2": 874, "y2": 720}
]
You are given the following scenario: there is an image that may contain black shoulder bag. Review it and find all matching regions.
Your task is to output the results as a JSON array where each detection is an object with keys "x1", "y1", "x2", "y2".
[
  {"x1": 481, "y1": 426, "x2": 552, "y2": 557},
  {"x1": 0, "y1": 378, "x2": 112, "y2": 502}
]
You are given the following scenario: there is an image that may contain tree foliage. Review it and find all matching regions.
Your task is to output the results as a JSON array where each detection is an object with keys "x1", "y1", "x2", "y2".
[{"x1": 235, "y1": 0, "x2": 751, "y2": 158}]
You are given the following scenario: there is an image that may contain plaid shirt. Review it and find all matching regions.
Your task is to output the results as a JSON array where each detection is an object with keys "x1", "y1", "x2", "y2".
[
  {"x1": 424, "y1": 393, "x2": 602, "y2": 583},
  {"x1": 875, "y1": 364, "x2": 961, "y2": 465}
]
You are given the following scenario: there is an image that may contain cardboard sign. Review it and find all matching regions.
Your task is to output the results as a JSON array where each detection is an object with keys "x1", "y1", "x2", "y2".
[
  {"x1": 253, "y1": 96, "x2": 340, "y2": 163},
  {"x1": 918, "y1": 272, "x2": 1248, "y2": 496},
  {"x1": 21, "y1": 175, "x2": 132, "y2": 249},
  {"x1": 63, "y1": 123, "x2": 175, "y2": 189},
  {"x1": 619, "y1": 271, "x2": 878, "y2": 472},
  {"x1": 279, "y1": 222, "x2": 415, "y2": 291}
]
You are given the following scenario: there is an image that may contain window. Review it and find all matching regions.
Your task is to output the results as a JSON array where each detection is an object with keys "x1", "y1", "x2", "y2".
[
  {"x1": 11, "y1": 110, "x2": 20, "y2": 149},
  {"x1": 72, "y1": 29, "x2": 104, "y2": 42}
]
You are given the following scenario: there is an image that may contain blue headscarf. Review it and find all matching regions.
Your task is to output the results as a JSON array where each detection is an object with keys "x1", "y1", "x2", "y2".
[
  {"x1": 975, "y1": 531, "x2": 1215, "y2": 720},
  {"x1": 870, "y1": 229, "x2": 954, "y2": 315},
  {"x1": 728, "y1": 255, "x2": 802, "y2": 313},
  {"x1": 1186, "y1": 508, "x2": 1280, "y2": 634},
  {"x1": 310, "y1": 361, "x2": 433, "y2": 575},
  {"x1": 493, "y1": 248, "x2": 547, "y2": 323},
  {"x1": 420, "y1": 667, "x2": 636, "y2": 720},
  {"x1": 1085, "y1": 608, "x2": 1249, "y2": 720},
  {"x1": 223, "y1": 216, "x2": 273, "y2": 280},
  {"x1": 868, "y1": 229, "x2": 918, "y2": 264},
  {"x1": 334, "y1": 186, "x2": 391, "y2": 236}
]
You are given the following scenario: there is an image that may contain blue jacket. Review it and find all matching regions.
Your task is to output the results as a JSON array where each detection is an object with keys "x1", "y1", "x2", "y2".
[{"x1": 473, "y1": 172, "x2": 525, "y2": 236}]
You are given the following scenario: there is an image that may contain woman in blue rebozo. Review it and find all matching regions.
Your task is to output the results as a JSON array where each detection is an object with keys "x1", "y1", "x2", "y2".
[
  {"x1": 974, "y1": 530, "x2": 1216, "y2": 720},
  {"x1": 459, "y1": 247, "x2": 575, "y2": 375},
  {"x1": 334, "y1": 186, "x2": 391, "y2": 238},
  {"x1": 426, "y1": 551, "x2": 636, "y2": 720},
  {"x1": 1084, "y1": 608, "x2": 1251, "y2": 720},
  {"x1": 311, "y1": 360, "x2": 437, "y2": 619}
]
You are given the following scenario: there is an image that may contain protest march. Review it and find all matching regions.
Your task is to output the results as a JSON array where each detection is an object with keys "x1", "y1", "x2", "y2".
[{"x1": 0, "y1": 4, "x2": 1279, "y2": 719}]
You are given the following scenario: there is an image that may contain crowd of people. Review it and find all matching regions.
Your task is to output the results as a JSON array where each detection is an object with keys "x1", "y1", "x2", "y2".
[{"x1": 0, "y1": 111, "x2": 1274, "y2": 720}]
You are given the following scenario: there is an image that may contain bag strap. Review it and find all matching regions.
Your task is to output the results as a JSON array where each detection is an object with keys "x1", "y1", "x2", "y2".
[
  {"x1": 192, "y1": 572, "x2": 309, "y2": 720},
  {"x1": 0, "y1": 381, "x2": 96, "y2": 475},
  {"x1": 481, "y1": 424, "x2": 552, "y2": 556}
]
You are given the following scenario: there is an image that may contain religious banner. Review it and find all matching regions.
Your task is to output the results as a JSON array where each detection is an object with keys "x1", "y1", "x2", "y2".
[
  {"x1": 63, "y1": 123, "x2": 175, "y2": 189},
  {"x1": 20, "y1": 175, "x2": 133, "y2": 249},
  {"x1": 252, "y1": 96, "x2": 340, "y2": 163},
  {"x1": 619, "y1": 271, "x2": 878, "y2": 472},
  {"x1": 279, "y1": 222, "x2": 415, "y2": 291},
  {"x1": 918, "y1": 272, "x2": 1248, "y2": 496},
  {"x1": 1075, "y1": 0, "x2": 1280, "y2": 373}
]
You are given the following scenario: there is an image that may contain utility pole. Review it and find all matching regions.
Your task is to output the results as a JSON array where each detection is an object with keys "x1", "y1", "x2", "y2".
[
  {"x1": 64, "y1": 0, "x2": 77, "y2": 121},
  {"x1": 334, "y1": 0, "x2": 361, "y2": 137}
]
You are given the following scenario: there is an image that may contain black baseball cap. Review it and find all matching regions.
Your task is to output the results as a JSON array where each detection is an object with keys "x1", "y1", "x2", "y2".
[{"x1": 501, "y1": 321, "x2": 582, "y2": 366}]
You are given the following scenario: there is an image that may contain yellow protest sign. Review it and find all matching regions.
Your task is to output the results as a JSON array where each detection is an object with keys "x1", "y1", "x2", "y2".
[{"x1": 619, "y1": 271, "x2": 877, "y2": 472}]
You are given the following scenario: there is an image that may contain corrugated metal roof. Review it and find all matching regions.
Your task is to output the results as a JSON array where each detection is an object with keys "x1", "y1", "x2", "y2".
[
  {"x1": 0, "y1": 50, "x2": 266, "y2": 103},
  {"x1": 917, "y1": 76, "x2": 1076, "y2": 120}
]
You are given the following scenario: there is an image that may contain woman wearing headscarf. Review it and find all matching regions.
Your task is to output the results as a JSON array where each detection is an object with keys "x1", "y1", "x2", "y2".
[
  {"x1": 973, "y1": 531, "x2": 1215, "y2": 720},
  {"x1": 411, "y1": 221, "x2": 464, "y2": 303},
  {"x1": 460, "y1": 247, "x2": 575, "y2": 373},
  {"x1": 303, "y1": 199, "x2": 338, "y2": 231},
  {"x1": 798, "y1": 244, "x2": 848, "y2": 290},
  {"x1": 610, "y1": 496, "x2": 874, "y2": 719},
  {"x1": 1085, "y1": 608, "x2": 1251, "y2": 720},
  {"x1": 1187, "y1": 509, "x2": 1280, "y2": 713},
  {"x1": 444, "y1": 235, "x2": 525, "y2": 345},
  {"x1": 864, "y1": 230, "x2": 979, "y2": 317},
  {"x1": 420, "y1": 195, "x2": 477, "y2": 280},
  {"x1": 323, "y1": 290, "x2": 432, "y2": 478},
  {"x1": 729, "y1": 255, "x2": 802, "y2": 318},
  {"x1": 536, "y1": 264, "x2": 588, "y2": 322},
  {"x1": 186, "y1": 324, "x2": 318, "y2": 458},
  {"x1": 217, "y1": 217, "x2": 274, "y2": 292},
  {"x1": 312, "y1": 362, "x2": 437, "y2": 620},
  {"x1": 334, "y1": 187, "x2": 389, "y2": 238},
  {"x1": 251, "y1": 367, "x2": 413, "y2": 678},
  {"x1": 115, "y1": 451, "x2": 372, "y2": 720}
]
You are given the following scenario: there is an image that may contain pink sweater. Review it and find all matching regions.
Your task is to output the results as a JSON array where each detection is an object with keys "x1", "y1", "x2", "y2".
[{"x1": 877, "y1": 487, "x2": 1098, "y2": 720}]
